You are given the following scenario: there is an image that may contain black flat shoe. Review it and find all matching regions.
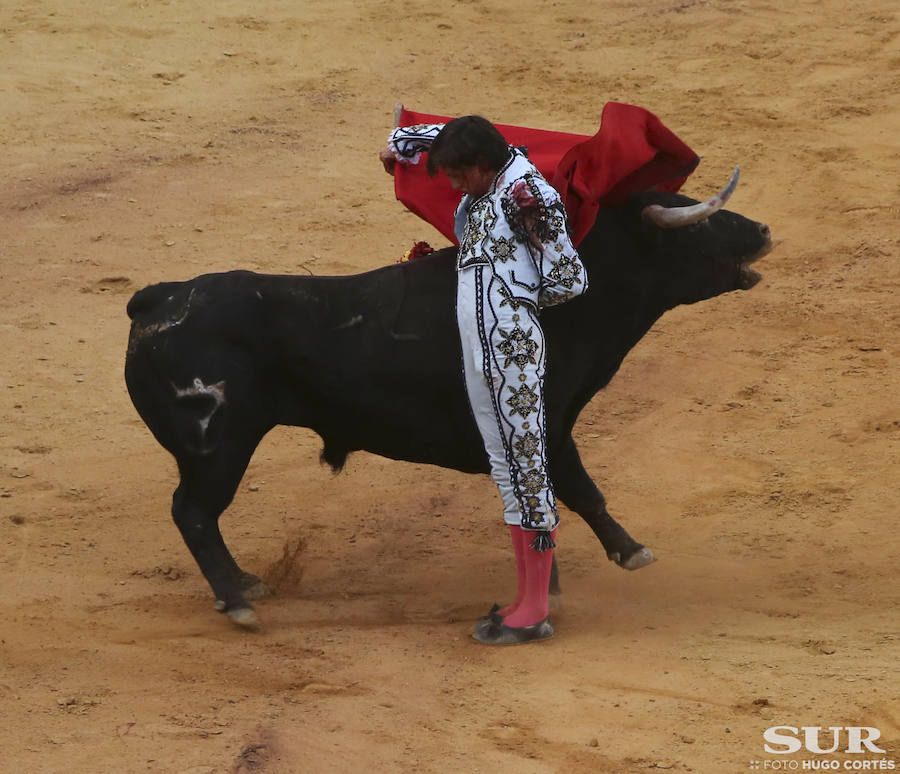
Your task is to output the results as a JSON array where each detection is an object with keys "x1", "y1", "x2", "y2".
[
  {"x1": 476, "y1": 603, "x2": 503, "y2": 624},
  {"x1": 472, "y1": 615, "x2": 554, "y2": 645}
]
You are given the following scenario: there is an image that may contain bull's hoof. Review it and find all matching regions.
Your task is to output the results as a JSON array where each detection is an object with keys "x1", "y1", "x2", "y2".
[
  {"x1": 609, "y1": 546, "x2": 656, "y2": 571},
  {"x1": 226, "y1": 606, "x2": 261, "y2": 631}
]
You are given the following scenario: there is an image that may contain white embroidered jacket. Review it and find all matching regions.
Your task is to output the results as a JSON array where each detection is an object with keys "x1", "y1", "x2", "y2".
[{"x1": 389, "y1": 124, "x2": 588, "y2": 310}]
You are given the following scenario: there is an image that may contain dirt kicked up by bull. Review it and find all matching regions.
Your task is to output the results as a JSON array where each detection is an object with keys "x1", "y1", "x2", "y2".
[{"x1": 124, "y1": 168, "x2": 772, "y2": 631}]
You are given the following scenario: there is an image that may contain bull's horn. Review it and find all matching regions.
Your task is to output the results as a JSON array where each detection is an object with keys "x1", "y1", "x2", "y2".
[
  {"x1": 394, "y1": 102, "x2": 404, "y2": 127},
  {"x1": 642, "y1": 166, "x2": 740, "y2": 228}
]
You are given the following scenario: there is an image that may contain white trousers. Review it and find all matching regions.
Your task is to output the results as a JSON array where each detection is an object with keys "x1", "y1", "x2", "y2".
[{"x1": 456, "y1": 265, "x2": 559, "y2": 531}]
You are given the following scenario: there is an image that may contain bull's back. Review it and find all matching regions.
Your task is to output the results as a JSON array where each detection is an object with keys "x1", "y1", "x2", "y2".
[{"x1": 123, "y1": 262, "x2": 482, "y2": 469}]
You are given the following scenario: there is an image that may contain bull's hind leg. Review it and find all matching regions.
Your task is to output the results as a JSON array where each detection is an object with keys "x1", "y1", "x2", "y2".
[
  {"x1": 172, "y1": 443, "x2": 264, "y2": 630},
  {"x1": 551, "y1": 437, "x2": 655, "y2": 571}
]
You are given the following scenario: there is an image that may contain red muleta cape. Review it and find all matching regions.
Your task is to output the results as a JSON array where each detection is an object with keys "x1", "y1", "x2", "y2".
[{"x1": 393, "y1": 102, "x2": 700, "y2": 247}]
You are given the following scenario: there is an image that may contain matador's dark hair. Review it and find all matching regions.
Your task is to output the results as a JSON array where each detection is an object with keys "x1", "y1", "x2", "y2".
[{"x1": 426, "y1": 115, "x2": 511, "y2": 177}]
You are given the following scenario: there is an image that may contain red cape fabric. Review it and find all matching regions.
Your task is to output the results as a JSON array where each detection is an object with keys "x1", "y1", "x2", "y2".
[{"x1": 393, "y1": 102, "x2": 700, "y2": 246}]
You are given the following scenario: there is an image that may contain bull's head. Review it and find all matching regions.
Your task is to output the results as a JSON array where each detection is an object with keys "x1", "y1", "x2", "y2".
[{"x1": 618, "y1": 168, "x2": 772, "y2": 307}]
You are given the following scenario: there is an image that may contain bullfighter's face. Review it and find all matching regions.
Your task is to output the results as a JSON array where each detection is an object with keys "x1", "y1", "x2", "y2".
[{"x1": 442, "y1": 164, "x2": 495, "y2": 199}]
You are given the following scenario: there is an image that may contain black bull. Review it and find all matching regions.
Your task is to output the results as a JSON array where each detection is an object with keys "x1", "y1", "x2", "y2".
[{"x1": 125, "y1": 187, "x2": 771, "y2": 630}]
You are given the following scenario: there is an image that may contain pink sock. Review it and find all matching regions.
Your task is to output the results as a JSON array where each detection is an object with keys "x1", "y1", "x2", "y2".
[
  {"x1": 497, "y1": 525, "x2": 527, "y2": 617},
  {"x1": 503, "y1": 528, "x2": 557, "y2": 628}
]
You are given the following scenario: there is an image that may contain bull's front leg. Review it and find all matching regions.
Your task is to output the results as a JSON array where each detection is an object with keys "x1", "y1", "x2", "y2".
[{"x1": 550, "y1": 436, "x2": 655, "y2": 570}]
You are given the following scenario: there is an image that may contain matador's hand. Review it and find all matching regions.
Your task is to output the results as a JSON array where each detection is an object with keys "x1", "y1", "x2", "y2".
[{"x1": 379, "y1": 148, "x2": 397, "y2": 176}]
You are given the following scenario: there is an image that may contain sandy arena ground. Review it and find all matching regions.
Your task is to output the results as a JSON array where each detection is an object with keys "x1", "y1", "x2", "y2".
[{"x1": 1, "y1": 0, "x2": 898, "y2": 772}]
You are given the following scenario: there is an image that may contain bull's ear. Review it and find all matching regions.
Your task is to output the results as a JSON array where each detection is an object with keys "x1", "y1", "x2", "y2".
[{"x1": 642, "y1": 167, "x2": 740, "y2": 229}]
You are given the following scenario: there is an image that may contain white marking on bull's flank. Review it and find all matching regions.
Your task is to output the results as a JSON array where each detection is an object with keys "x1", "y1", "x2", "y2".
[
  {"x1": 173, "y1": 377, "x2": 226, "y2": 404},
  {"x1": 173, "y1": 377, "x2": 227, "y2": 448},
  {"x1": 336, "y1": 314, "x2": 364, "y2": 330}
]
